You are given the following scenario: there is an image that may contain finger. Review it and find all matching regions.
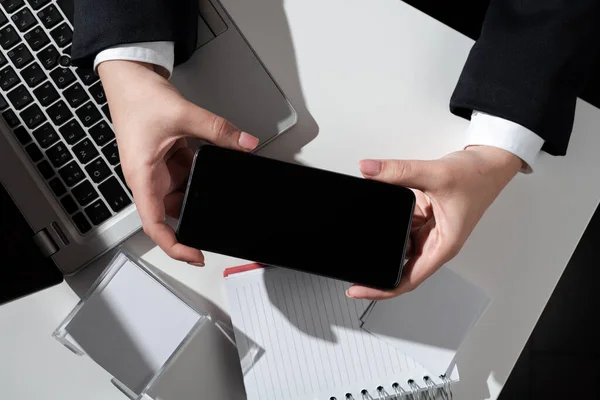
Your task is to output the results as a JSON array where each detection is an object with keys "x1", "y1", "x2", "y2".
[
  {"x1": 405, "y1": 237, "x2": 413, "y2": 259},
  {"x1": 164, "y1": 192, "x2": 185, "y2": 219},
  {"x1": 133, "y1": 170, "x2": 205, "y2": 265},
  {"x1": 359, "y1": 159, "x2": 441, "y2": 192},
  {"x1": 166, "y1": 145, "x2": 194, "y2": 193},
  {"x1": 347, "y1": 220, "x2": 447, "y2": 300},
  {"x1": 144, "y1": 220, "x2": 205, "y2": 267},
  {"x1": 181, "y1": 103, "x2": 259, "y2": 151}
]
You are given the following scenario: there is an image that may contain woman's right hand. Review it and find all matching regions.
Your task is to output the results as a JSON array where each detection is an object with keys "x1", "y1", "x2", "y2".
[{"x1": 98, "y1": 60, "x2": 260, "y2": 265}]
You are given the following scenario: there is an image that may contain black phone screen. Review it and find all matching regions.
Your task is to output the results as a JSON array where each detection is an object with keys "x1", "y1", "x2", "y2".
[{"x1": 176, "y1": 145, "x2": 415, "y2": 290}]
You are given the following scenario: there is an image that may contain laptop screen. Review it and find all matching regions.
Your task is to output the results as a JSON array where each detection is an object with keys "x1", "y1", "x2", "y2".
[
  {"x1": 0, "y1": 183, "x2": 63, "y2": 305},
  {"x1": 403, "y1": 0, "x2": 600, "y2": 110}
]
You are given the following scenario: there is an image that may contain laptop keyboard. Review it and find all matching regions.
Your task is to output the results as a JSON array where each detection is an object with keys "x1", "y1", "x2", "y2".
[{"x1": 0, "y1": 0, "x2": 132, "y2": 236}]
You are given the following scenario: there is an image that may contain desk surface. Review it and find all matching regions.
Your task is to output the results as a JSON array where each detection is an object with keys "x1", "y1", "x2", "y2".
[{"x1": 3, "y1": 0, "x2": 600, "y2": 399}]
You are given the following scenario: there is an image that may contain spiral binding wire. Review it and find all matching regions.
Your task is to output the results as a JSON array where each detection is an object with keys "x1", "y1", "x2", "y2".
[{"x1": 328, "y1": 374, "x2": 453, "y2": 400}]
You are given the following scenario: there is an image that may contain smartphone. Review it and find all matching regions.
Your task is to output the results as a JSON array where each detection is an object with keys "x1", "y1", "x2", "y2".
[{"x1": 176, "y1": 145, "x2": 415, "y2": 290}]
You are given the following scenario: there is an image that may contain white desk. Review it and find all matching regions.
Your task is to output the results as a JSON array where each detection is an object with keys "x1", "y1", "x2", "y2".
[{"x1": 2, "y1": 0, "x2": 600, "y2": 399}]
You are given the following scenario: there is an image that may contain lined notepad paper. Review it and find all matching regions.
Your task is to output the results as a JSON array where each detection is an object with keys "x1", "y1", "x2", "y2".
[{"x1": 224, "y1": 267, "x2": 453, "y2": 400}]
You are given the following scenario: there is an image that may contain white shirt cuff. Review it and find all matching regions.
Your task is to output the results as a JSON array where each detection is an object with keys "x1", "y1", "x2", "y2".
[
  {"x1": 93, "y1": 41, "x2": 175, "y2": 79},
  {"x1": 465, "y1": 111, "x2": 545, "y2": 173}
]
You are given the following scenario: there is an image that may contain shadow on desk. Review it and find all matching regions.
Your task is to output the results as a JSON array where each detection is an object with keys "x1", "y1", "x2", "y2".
[{"x1": 228, "y1": 0, "x2": 319, "y2": 165}]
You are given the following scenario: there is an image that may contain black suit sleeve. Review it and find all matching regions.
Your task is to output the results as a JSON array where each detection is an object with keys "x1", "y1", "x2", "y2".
[
  {"x1": 449, "y1": 0, "x2": 600, "y2": 156},
  {"x1": 71, "y1": 0, "x2": 198, "y2": 69}
]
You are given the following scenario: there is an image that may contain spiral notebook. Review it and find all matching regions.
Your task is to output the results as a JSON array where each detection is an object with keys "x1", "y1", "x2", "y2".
[{"x1": 222, "y1": 264, "x2": 482, "y2": 400}]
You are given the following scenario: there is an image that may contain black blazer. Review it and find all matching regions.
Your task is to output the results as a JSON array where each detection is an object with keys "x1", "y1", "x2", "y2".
[
  {"x1": 449, "y1": 0, "x2": 600, "y2": 156},
  {"x1": 71, "y1": 0, "x2": 600, "y2": 156},
  {"x1": 71, "y1": 0, "x2": 198, "y2": 69}
]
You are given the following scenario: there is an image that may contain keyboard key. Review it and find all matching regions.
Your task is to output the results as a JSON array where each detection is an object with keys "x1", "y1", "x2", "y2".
[
  {"x1": 0, "y1": 11, "x2": 5, "y2": 28},
  {"x1": 60, "y1": 194, "x2": 77, "y2": 214},
  {"x1": 0, "y1": 65, "x2": 19, "y2": 90},
  {"x1": 101, "y1": 140, "x2": 119, "y2": 165},
  {"x1": 7, "y1": 84, "x2": 32, "y2": 110},
  {"x1": 50, "y1": 22, "x2": 71, "y2": 47},
  {"x1": 85, "y1": 199, "x2": 111, "y2": 225},
  {"x1": 63, "y1": 83, "x2": 88, "y2": 108},
  {"x1": 75, "y1": 67, "x2": 98, "y2": 86},
  {"x1": 8, "y1": 43, "x2": 33, "y2": 69},
  {"x1": 0, "y1": 25, "x2": 20, "y2": 50},
  {"x1": 58, "y1": 161, "x2": 84, "y2": 187},
  {"x1": 46, "y1": 140, "x2": 71, "y2": 167},
  {"x1": 37, "y1": 44, "x2": 58, "y2": 70},
  {"x1": 56, "y1": 0, "x2": 72, "y2": 24},
  {"x1": 36, "y1": 159, "x2": 54, "y2": 179},
  {"x1": 102, "y1": 103, "x2": 111, "y2": 122},
  {"x1": 75, "y1": 101, "x2": 101, "y2": 127},
  {"x1": 11, "y1": 7, "x2": 36, "y2": 32},
  {"x1": 24, "y1": 26, "x2": 49, "y2": 51},
  {"x1": 0, "y1": 52, "x2": 6, "y2": 68},
  {"x1": 49, "y1": 66, "x2": 74, "y2": 88},
  {"x1": 20, "y1": 62, "x2": 45, "y2": 87},
  {"x1": 33, "y1": 80, "x2": 59, "y2": 106},
  {"x1": 27, "y1": 0, "x2": 51, "y2": 10},
  {"x1": 37, "y1": 4, "x2": 62, "y2": 29},
  {"x1": 114, "y1": 164, "x2": 130, "y2": 191},
  {"x1": 72, "y1": 180, "x2": 98, "y2": 206},
  {"x1": 47, "y1": 100, "x2": 71, "y2": 125},
  {"x1": 0, "y1": 0, "x2": 24, "y2": 14},
  {"x1": 89, "y1": 121, "x2": 113, "y2": 146},
  {"x1": 98, "y1": 177, "x2": 131, "y2": 212},
  {"x1": 2, "y1": 109, "x2": 19, "y2": 127},
  {"x1": 72, "y1": 212, "x2": 91, "y2": 233},
  {"x1": 72, "y1": 138, "x2": 97, "y2": 164},
  {"x1": 88, "y1": 81, "x2": 106, "y2": 105},
  {"x1": 12, "y1": 125, "x2": 30, "y2": 144},
  {"x1": 86, "y1": 157, "x2": 111, "y2": 183},
  {"x1": 20, "y1": 103, "x2": 45, "y2": 129},
  {"x1": 32, "y1": 122, "x2": 58, "y2": 148},
  {"x1": 25, "y1": 141, "x2": 42, "y2": 161},
  {"x1": 48, "y1": 176, "x2": 66, "y2": 196},
  {"x1": 58, "y1": 119, "x2": 84, "y2": 144},
  {"x1": 0, "y1": 93, "x2": 6, "y2": 109}
]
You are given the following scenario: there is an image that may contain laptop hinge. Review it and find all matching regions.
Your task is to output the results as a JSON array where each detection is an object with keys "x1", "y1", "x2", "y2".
[{"x1": 32, "y1": 228, "x2": 59, "y2": 258}]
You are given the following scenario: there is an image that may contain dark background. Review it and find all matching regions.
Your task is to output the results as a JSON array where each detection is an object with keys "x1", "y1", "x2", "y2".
[
  {"x1": 393, "y1": 2, "x2": 600, "y2": 397},
  {"x1": 398, "y1": 0, "x2": 600, "y2": 110},
  {"x1": 498, "y1": 204, "x2": 600, "y2": 398}
]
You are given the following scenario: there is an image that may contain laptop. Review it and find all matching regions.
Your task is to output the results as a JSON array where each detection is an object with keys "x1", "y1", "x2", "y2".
[{"x1": 0, "y1": 0, "x2": 297, "y2": 294}]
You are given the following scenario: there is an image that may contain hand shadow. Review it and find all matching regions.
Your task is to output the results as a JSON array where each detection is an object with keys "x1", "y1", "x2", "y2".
[
  {"x1": 171, "y1": 0, "x2": 320, "y2": 167},
  {"x1": 215, "y1": 0, "x2": 319, "y2": 165},
  {"x1": 260, "y1": 266, "x2": 374, "y2": 344}
]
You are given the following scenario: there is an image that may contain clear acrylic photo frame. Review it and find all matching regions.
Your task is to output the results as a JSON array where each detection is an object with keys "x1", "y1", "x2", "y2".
[{"x1": 52, "y1": 250, "x2": 210, "y2": 400}]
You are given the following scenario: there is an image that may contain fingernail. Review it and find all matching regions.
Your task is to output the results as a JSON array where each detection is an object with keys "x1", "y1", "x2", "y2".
[
  {"x1": 188, "y1": 262, "x2": 205, "y2": 267},
  {"x1": 359, "y1": 160, "x2": 382, "y2": 176},
  {"x1": 238, "y1": 132, "x2": 259, "y2": 150},
  {"x1": 345, "y1": 289, "x2": 354, "y2": 298}
]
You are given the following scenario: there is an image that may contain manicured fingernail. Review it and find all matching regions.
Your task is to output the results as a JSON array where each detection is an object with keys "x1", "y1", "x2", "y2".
[
  {"x1": 359, "y1": 160, "x2": 381, "y2": 176},
  {"x1": 346, "y1": 289, "x2": 354, "y2": 298},
  {"x1": 188, "y1": 262, "x2": 205, "y2": 267},
  {"x1": 238, "y1": 132, "x2": 259, "y2": 150}
]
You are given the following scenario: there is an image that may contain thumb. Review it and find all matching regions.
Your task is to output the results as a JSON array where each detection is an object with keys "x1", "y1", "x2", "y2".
[
  {"x1": 181, "y1": 102, "x2": 260, "y2": 151},
  {"x1": 359, "y1": 159, "x2": 440, "y2": 192}
]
